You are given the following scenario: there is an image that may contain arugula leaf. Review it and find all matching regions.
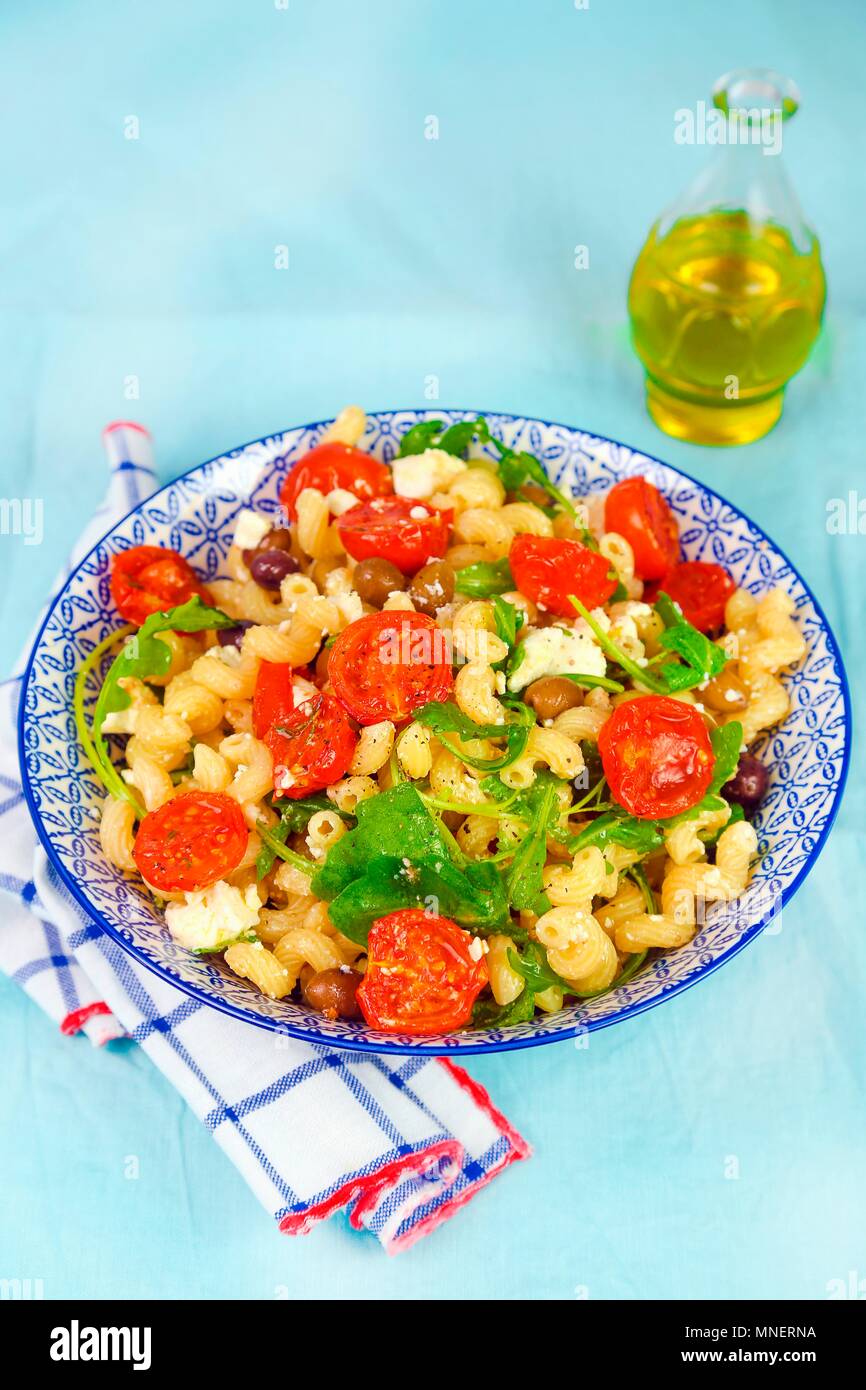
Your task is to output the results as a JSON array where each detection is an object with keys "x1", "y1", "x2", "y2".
[
  {"x1": 454, "y1": 558, "x2": 514, "y2": 597},
  {"x1": 311, "y1": 783, "x2": 510, "y2": 943},
  {"x1": 704, "y1": 800, "x2": 744, "y2": 846},
  {"x1": 472, "y1": 987, "x2": 536, "y2": 1028},
  {"x1": 554, "y1": 672, "x2": 625, "y2": 693},
  {"x1": 654, "y1": 591, "x2": 728, "y2": 692},
  {"x1": 77, "y1": 596, "x2": 235, "y2": 814},
  {"x1": 255, "y1": 794, "x2": 354, "y2": 880},
  {"x1": 503, "y1": 778, "x2": 559, "y2": 914},
  {"x1": 569, "y1": 596, "x2": 665, "y2": 692},
  {"x1": 572, "y1": 810, "x2": 664, "y2": 855},
  {"x1": 475, "y1": 419, "x2": 577, "y2": 518},
  {"x1": 492, "y1": 595, "x2": 524, "y2": 650},
  {"x1": 397, "y1": 418, "x2": 478, "y2": 458},
  {"x1": 413, "y1": 698, "x2": 535, "y2": 772},
  {"x1": 508, "y1": 941, "x2": 572, "y2": 994}
]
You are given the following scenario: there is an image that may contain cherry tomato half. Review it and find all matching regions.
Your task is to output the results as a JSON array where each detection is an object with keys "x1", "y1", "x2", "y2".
[
  {"x1": 604, "y1": 476, "x2": 679, "y2": 581},
  {"x1": 264, "y1": 690, "x2": 357, "y2": 798},
  {"x1": 279, "y1": 442, "x2": 392, "y2": 521},
  {"x1": 133, "y1": 791, "x2": 248, "y2": 893},
  {"x1": 329, "y1": 610, "x2": 453, "y2": 725},
  {"x1": 509, "y1": 534, "x2": 617, "y2": 617},
  {"x1": 337, "y1": 496, "x2": 452, "y2": 573},
  {"x1": 252, "y1": 660, "x2": 294, "y2": 740},
  {"x1": 110, "y1": 546, "x2": 211, "y2": 627},
  {"x1": 357, "y1": 909, "x2": 489, "y2": 1034},
  {"x1": 598, "y1": 695, "x2": 714, "y2": 820},
  {"x1": 658, "y1": 561, "x2": 736, "y2": 634}
]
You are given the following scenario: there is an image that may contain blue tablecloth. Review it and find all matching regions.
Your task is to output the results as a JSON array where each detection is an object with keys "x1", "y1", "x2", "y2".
[{"x1": 2, "y1": 0, "x2": 862, "y2": 1298}]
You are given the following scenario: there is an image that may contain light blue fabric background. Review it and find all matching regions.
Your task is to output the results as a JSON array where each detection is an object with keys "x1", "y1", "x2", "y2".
[{"x1": 1, "y1": 0, "x2": 863, "y2": 1299}]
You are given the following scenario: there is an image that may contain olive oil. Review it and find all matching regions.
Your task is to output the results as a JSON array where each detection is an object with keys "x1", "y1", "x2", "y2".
[
  {"x1": 629, "y1": 211, "x2": 825, "y2": 445},
  {"x1": 628, "y1": 68, "x2": 826, "y2": 446}
]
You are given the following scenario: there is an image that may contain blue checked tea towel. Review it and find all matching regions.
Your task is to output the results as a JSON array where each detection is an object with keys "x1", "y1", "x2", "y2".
[{"x1": 0, "y1": 422, "x2": 529, "y2": 1253}]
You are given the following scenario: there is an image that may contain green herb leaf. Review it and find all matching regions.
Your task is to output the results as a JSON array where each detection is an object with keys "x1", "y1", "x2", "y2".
[
  {"x1": 492, "y1": 595, "x2": 524, "y2": 650},
  {"x1": 652, "y1": 590, "x2": 729, "y2": 692},
  {"x1": 311, "y1": 783, "x2": 510, "y2": 943},
  {"x1": 472, "y1": 987, "x2": 536, "y2": 1028},
  {"x1": 572, "y1": 810, "x2": 664, "y2": 856},
  {"x1": 413, "y1": 698, "x2": 535, "y2": 772},
  {"x1": 475, "y1": 419, "x2": 577, "y2": 518},
  {"x1": 255, "y1": 794, "x2": 354, "y2": 880},
  {"x1": 79, "y1": 597, "x2": 235, "y2": 814},
  {"x1": 507, "y1": 941, "x2": 572, "y2": 994},
  {"x1": 397, "y1": 417, "x2": 479, "y2": 458},
  {"x1": 454, "y1": 558, "x2": 514, "y2": 597},
  {"x1": 503, "y1": 778, "x2": 558, "y2": 914},
  {"x1": 553, "y1": 672, "x2": 625, "y2": 693}
]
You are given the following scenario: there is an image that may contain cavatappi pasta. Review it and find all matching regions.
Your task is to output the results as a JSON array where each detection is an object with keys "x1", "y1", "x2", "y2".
[{"x1": 82, "y1": 407, "x2": 806, "y2": 1035}]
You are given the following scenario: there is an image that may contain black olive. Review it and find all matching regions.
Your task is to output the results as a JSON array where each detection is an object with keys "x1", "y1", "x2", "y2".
[
  {"x1": 217, "y1": 621, "x2": 253, "y2": 650},
  {"x1": 722, "y1": 753, "x2": 769, "y2": 817},
  {"x1": 250, "y1": 548, "x2": 299, "y2": 590}
]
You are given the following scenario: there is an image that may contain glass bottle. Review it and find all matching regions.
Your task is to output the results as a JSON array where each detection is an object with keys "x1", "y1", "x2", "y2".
[{"x1": 628, "y1": 68, "x2": 826, "y2": 446}]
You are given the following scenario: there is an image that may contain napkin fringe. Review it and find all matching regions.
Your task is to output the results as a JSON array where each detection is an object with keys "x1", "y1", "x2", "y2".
[{"x1": 278, "y1": 1060, "x2": 530, "y2": 1252}]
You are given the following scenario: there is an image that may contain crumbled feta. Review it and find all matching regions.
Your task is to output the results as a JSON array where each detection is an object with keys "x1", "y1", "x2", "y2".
[
  {"x1": 215, "y1": 644, "x2": 243, "y2": 667},
  {"x1": 333, "y1": 591, "x2": 363, "y2": 626},
  {"x1": 507, "y1": 624, "x2": 607, "y2": 692},
  {"x1": 165, "y1": 881, "x2": 260, "y2": 952},
  {"x1": 468, "y1": 936, "x2": 486, "y2": 962},
  {"x1": 292, "y1": 677, "x2": 318, "y2": 706},
  {"x1": 232, "y1": 508, "x2": 271, "y2": 553},
  {"x1": 409, "y1": 504, "x2": 429, "y2": 520},
  {"x1": 392, "y1": 448, "x2": 467, "y2": 499},
  {"x1": 326, "y1": 488, "x2": 360, "y2": 516}
]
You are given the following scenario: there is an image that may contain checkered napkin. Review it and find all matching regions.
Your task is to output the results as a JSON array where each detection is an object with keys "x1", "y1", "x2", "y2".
[{"x1": 0, "y1": 423, "x2": 529, "y2": 1252}]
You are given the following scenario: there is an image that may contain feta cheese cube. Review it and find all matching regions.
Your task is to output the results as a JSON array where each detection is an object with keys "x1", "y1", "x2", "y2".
[
  {"x1": 165, "y1": 881, "x2": 261, "y2": 953},
  {"x1": 232, "y1": 508, "x2": 271, "y2": 553},
  {"x1": 392, "y1": 448, "x2": 467, "y2": 499},
  {"x1": 507, "y1": 624, "x2": 607, "y2": 693}
]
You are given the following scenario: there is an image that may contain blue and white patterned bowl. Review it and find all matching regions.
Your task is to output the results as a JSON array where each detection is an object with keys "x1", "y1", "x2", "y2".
[{"x1": 18, "y1": 411, "x2": 851, "y2": 1055}]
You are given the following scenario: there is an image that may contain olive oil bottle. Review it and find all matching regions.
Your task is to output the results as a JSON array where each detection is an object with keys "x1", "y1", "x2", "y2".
[{"x1": 628, "y1": 70, "x2": 826, "y2": 446}]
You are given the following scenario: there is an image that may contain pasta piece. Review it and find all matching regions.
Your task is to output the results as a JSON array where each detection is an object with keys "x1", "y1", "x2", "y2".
[
  {"x1": 273, "y1": 927, "x2": 345, "y2": 990},
  {"x1": 327, "y1": 775, "x2": 378, "y2": 813},
  {"x1": 99, "y1": 796, "x2": 137, "y2": 871},
  {"x1": 447, "y1": 468, "x2": 506, "y2": 513},
  {"x1": 219, "y1": 732, "x2": 274, "y2": 809},
  {"x1": 349, "y1": 721, "x2": 395, "y2": 776},
  {"x1": 296, "y1": 487, "x2": 345, "y2": 560},
  {"x1": 454, "y1": 662, "x2": 503, "y2": 725},
  {"x1": 452, "y1": 507, "x2": 514, "y2": 558},
  {"x1": 500, "y1": 502, "x2": 554, "y2": 537},
  {"x1": 395, "y1": 722, "x2": 433, "y2": 780},
  {"x1": 321, "y1": 404, "x2": 366, "y2": 446},
  {"x1": 163, "y1": 671, "x2": 224, "y2": 735},
  {"x1": 486, "y1": 935, "x2": 524, "y2": 1006},
  {"x1": 535, "y1": 906, "x2": 618, "y2": 993},
  {"x1": 224, "y1": 941, "x2": 293, "y2": 1000}
]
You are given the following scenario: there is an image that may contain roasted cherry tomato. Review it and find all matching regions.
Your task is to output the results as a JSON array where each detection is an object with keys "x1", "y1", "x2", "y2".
[
  {"x1": 133, "y1": 791, "x2": 248, "y2": 893},
  {"x1": 252, "y1": 660, "x2": 294, "y2": 740},
  {"x1": 509, "y1": 534, "x2": 618, "y2": 617},
  {"x1": 357, "y1": 909, "x2": 488, "y2": 1034},
  {"x1": 265, "y1": 691, "x2": 357, "y2": 798},
  {"x1": 598, "y1": 695, "x2": 714, "y2": 820},
  {"x1": 279, "y1": 442, "x2": 392, "y2": 521},
  {"x1": 337, "y1": 496, "x2": 452, "y2": 574},
  {"x1": 110, "y1": 545, "x2": 211, "y2": 627},
  {"x1": 329, "y1": 610, "x2": 453, "y2": 725},
  {"x1": 658, "y1": 561, "x2": 736, "y2": 634},
  {"x1": 604, "y1": 476, "x2": 679, "y2": 581}
]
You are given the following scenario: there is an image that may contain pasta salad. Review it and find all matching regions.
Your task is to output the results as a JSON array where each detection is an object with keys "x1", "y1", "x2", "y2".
[{"x1": 78, "y1": 407, "x2": 807, "y2": 1035}]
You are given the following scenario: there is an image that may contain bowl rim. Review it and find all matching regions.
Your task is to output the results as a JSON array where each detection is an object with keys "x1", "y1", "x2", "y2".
[{"x1": 18, "y1": 408, "x2": 853, "y2": 1055}]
